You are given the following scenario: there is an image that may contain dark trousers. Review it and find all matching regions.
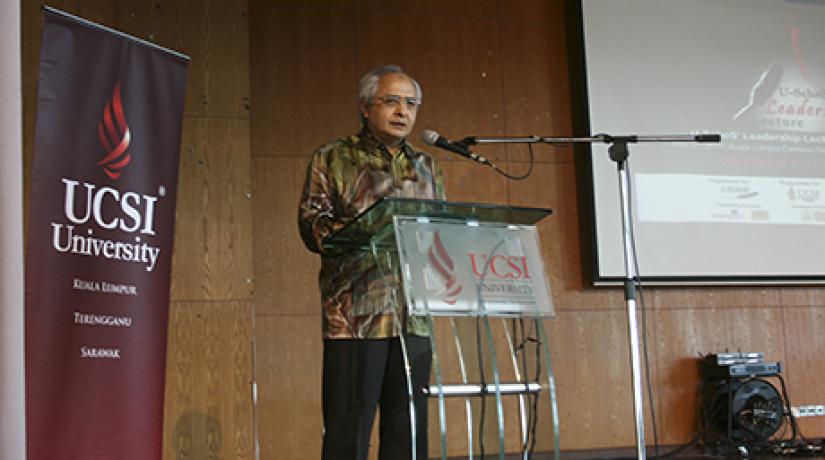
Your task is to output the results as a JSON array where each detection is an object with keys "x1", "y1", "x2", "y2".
[{"x1": 322, "y1": 336, "x2": 431, "y2": 460}]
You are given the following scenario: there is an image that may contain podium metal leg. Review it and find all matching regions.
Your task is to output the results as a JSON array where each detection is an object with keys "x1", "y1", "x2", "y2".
[
  {"x1": 450, "y1": 317, "x2": 475, "y2": 460},
  {"x1": 426, "y1": 314, "x2": 449, "y2": 460},
  {"x1": 501, "y1": 318, "x2": 530, "y2": 457},
  {"x1": 537, "y1": 320, "x2": 561, "y2": 460},
  {"x1": 396, "y1": 333, "x2": 419, "y2": 460},
  {"x1": 480, "y1": 314, "x2": 507, "y2": 459},
  {"x1": 371, "y1": 238, "x2": 419, "y2": 460}
]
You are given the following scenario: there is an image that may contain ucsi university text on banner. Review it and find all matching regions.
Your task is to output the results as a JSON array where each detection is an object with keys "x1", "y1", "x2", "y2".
[{"x1": 26, "y1": 9, "x2": 188, "y2": 460}]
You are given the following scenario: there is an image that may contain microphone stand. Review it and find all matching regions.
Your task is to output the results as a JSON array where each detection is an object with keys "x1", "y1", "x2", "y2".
[{"x1": 464, "y1": 132, "x2": 721, "y2": 460}]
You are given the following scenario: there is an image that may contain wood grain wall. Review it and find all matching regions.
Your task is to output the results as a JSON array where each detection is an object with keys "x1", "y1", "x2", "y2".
[
  {"x1": 22, "y1": 1, "x2": 254, "y2": 459},
  {"x1": 21, "y1": 1, "x2": 825, "y2": 459}
]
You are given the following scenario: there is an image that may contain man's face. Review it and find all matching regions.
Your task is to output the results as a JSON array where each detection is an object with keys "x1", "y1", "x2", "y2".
[{"x1": 362, "y1": 73, "x2": 419, "y2": 148}]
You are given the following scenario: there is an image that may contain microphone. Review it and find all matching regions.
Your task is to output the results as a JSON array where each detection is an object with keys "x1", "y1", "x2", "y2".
[
  {"x1": 421, "y1": 129, "x2": 490, "y2": 165},
  {"x1": 694, "y1": 134, "x2": 721, "y2": 142}
]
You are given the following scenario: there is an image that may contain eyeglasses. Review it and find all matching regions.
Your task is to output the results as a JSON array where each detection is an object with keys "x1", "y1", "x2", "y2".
[{"x1": 372, "y1": 94, "x2": 421, "y2": 110}]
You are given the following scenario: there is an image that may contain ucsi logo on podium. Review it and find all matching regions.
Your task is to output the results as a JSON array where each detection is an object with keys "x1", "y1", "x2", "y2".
[
  {"x1": 408, "y1": 222, "x2": 551, "y2": 315},
  {"x1": 469, "y1": 253, "x2": 532, "y2": 280},
  {"x1": 424, "y1": 229, "x2": 536, "y2": 306},
  {"x1": 427, "y1": 231, "x2": 463, "y2": 305}
]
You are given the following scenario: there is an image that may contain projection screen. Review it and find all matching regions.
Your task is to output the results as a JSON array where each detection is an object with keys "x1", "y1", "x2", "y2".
[{"x1": 577, "y1": 0, "x2": 825, "y2": 284}]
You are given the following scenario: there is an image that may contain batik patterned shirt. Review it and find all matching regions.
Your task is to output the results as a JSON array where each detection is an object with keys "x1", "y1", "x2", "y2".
[{"x1": 298, "y1": 128, "x2": 446, "y2": 339}]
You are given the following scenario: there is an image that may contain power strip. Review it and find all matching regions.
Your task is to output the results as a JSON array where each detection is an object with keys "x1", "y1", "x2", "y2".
[{"x1": 791, "y1": 405, "x2": 825, "y2": 417}]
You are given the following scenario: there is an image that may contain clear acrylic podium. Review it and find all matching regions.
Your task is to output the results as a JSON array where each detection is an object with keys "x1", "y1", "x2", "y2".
[{"x1": 324, "y1": 198, "x2": 560, "y2": 460}]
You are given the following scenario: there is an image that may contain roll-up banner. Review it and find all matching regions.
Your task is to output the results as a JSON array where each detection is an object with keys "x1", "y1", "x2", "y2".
[{"x1": 26, "y1": 8, "x2": 188, "y2": 459}]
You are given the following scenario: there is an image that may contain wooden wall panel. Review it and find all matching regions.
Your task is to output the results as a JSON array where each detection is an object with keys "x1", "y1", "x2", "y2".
[
  {"x1": 76, "y1": 0, "x2": 115, "y2": 23},
  {"x1": 781, "y1": 307, "x2": 825, "y2": 436},
  {"x1": 440, "y1": 160, "x2": 508, "y2": 203},
  {"x1": 113, "y1": 0, "x2": 250, "y2": 118},
  {"x1": 500, "y1": 2, "x2": 573, "y2": 164},
  {"x1": 357, "y1": 0, "x2": 498, "y2": 17},
  {"x1": 147, "y1": 1, "x2": 256, "y2": 455},
  {"x1": 780, "y1": 295, "x2": 825, "y2": 441},
  {"x1": 651, "y1": 287, "x2": 781, "y2": 309},
  {"x1": 164, "y1": 301, "x2": 254, "y2": 460},
  {"x1": 249, "y1": 2, "x2": 358, "y2": 159},
  {"x1": 780, "y1": 287, "x2": 825, "y2": 306},
  {"x1": 172, "y1": 118, "x2": 253, "y2": 301},
  {"x1": 251, "y1": 157, "x2": 321, "y2": 316},
  {"x1": 255, "y1": 315, "x2": 324, "y2": 460},
  {"x1": 544, "y1": 310, "x2": 637, "y2": 449}
]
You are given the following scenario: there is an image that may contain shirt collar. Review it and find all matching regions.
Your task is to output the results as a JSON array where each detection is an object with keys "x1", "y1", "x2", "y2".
[{"x1": 357, "y1": 126, "x2": 415, "y2": 158}]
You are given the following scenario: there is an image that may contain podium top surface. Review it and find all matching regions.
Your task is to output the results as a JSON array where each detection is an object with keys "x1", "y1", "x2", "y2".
[{"x1": 324, "y1": 197, "x2": 552, "y2": 248}]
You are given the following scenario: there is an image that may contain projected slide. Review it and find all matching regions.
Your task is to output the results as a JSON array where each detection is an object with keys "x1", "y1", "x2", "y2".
[{"x1": 581, "y1": 0, "x2": 825, "y2": 281}]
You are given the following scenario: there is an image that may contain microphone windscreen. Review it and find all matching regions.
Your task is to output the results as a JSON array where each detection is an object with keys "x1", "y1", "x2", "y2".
[
  {"x1": 695, "y1": 134, "x2": 721, "y2": 142},
  {"x1": 421, "y1": 129, "x2": 439, "y2": 146}
]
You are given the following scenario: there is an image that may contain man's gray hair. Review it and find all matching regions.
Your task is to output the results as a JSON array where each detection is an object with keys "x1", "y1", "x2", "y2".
[{"x1": 357, "y1": 64, "x2": 422, "y2": 124}]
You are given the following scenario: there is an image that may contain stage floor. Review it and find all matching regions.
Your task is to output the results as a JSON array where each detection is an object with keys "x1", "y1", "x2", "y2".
[{"x1": 440, "y1": 442, "x2": 825, "y2": 459}]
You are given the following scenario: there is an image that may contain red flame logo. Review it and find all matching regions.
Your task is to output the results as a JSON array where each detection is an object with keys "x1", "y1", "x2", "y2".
[
  {"x1": 427, "y1": 231, "x2": 462, "y2": 305},
  {"x1": 97, "y1": 81, "x2": 131, "y2": 180},
  {"x1": 792, "y1": 27, "x2": 825, "y2": 95}
]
